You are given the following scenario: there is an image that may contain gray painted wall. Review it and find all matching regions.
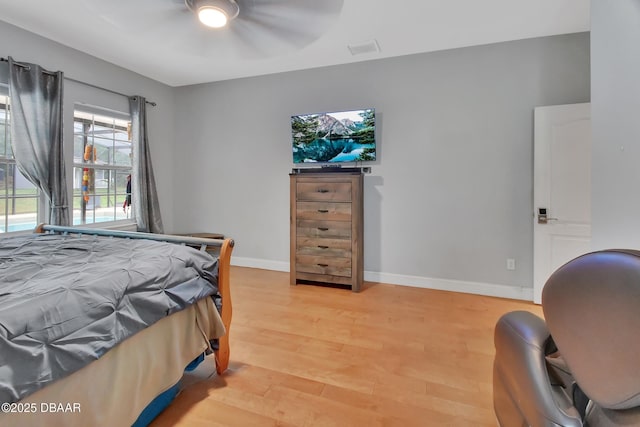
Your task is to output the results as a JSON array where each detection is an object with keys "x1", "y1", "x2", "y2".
[
  {"x1": 0, "y1": 17, "x2": 592, "y2": 297},
  {"x1": 0, "y1": 21, "x2": 178, "y2": 231},
  {"x1": 591, "y1": 0, "x2": 640, "y2": 250},
  {"x1": 174, "y1": 33, "x2": 590, "y2": 294}
]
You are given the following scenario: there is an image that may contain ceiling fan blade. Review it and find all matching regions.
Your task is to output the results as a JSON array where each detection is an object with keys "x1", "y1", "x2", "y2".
[
  {"x1": 237, "y1": 0, "x2": 344, "y2": 23},
  {"x1": 81, "y1": 0, "x2": 190, "y2": 35},
  {"x1": 229, "y1": 0, "x2": 344, "y2": 58}
]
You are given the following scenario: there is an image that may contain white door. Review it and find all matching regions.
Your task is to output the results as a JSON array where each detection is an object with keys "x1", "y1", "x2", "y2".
[{"x1": 533, "y1": 103, "x2": 591, "y2": 304}]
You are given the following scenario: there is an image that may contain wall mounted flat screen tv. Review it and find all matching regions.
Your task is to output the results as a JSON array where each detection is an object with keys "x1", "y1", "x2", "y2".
[{"x1": 291, "y1": 108, "x2": 375, "y2": 164}]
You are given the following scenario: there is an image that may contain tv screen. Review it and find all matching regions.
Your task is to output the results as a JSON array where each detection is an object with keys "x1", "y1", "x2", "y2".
[{"x1": 291, "y1": 108, "x2": 375, "y2": 164}]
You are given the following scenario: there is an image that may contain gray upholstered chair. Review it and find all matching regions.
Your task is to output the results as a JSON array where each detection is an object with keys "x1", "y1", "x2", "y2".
[{"x1": 493, "y1": 250, "x2": 640, "y2": 427}]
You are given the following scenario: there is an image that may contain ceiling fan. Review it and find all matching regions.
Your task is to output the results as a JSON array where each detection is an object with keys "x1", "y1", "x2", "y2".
[{"x1": 90, "y1": 0, "x2": 344, "y2": 59}]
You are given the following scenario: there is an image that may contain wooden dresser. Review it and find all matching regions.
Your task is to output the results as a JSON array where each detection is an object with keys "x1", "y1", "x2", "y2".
[{"x1": 290, "y1": 171, "x2": 363, "y2": 292}]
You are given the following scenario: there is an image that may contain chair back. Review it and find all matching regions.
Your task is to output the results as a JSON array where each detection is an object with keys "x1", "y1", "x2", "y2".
[{"x1": 543, "y1": 250, "x2": 640, "y2": 415}]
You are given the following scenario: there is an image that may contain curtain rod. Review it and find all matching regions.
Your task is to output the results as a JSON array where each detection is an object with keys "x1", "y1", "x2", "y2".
[{"x1": 1, "y1": 57, "x2": 157, "y2": 107}]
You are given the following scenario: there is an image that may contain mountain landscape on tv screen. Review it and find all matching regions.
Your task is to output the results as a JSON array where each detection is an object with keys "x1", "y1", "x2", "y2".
[{"x1": 292, "y1": 109, "x2": 375, "y2": 163}]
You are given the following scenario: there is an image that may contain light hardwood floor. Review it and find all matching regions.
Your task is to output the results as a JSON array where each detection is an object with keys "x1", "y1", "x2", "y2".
[{"x1": 151, "y1": 266, "x2": 542, "y2": 427}]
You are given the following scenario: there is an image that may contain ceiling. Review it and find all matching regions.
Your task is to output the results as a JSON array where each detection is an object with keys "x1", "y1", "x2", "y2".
[{"x1": 0, "y1": 0, "x2": 590, "y2": 87}]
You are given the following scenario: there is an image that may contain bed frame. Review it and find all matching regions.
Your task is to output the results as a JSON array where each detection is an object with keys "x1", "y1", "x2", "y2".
[{"x1": 34, "y1": 224, "x2": 235, "y2": 375}]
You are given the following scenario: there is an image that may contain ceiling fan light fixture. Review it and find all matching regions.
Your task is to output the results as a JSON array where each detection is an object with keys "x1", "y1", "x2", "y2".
[
  {"x1": 186, "y1": 0, "x2": 239, "y2": 29},
  {"x1": 198, "y1": 7, "x2": 228, "y2": 28}
]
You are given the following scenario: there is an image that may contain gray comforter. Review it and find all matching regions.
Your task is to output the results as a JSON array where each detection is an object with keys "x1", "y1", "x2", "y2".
[{"x1": 0, "y1": 233, "x2": 219, "y2": 403}]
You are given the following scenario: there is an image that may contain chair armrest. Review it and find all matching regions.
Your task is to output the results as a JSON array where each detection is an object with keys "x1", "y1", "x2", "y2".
[{"x1": 493, "y1": 311, "x2": 583, "y2": 427}]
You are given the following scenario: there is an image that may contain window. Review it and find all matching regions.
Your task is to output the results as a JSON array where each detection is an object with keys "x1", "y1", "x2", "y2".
[
  {"x1": 0, "y1": 90, "x2": 41, "y2": 233},
  {"x1": 73, "y1": 108, "x2": 132, "y2": 225}
]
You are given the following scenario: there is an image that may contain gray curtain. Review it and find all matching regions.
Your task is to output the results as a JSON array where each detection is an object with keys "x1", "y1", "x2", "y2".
[
  {"x1": 8, "y1": 57, "x2": 69, "y2": 226},
  {"x1": 129, "y1": 95, "x2": 163, "y2": 233}
]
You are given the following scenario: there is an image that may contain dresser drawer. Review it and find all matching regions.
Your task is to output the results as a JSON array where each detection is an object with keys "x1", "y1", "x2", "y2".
[
  {"x1": 296, "y1": 201, "x2": 351, "y2": 221},
  {"x1": 295, "y1": 255, "x2": 351, "y2": 277},
  {"x1": 297, "y1": 219, "x2": 351, "y2": 239},
  {"x1": 296, "y1": 182, "x2": 352, "y2": 202},
  {"x1": 296, "y1": 236, "x2": 352, "y2": 258}
]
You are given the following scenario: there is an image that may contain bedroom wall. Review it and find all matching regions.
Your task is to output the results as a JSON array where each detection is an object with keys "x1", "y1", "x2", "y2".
[
  {"x1": 590, "y1": 0, "x2": 640, "y2": 250},
  {"x1": 0, "y1": 21, "x2": 177, "y2": 231},
  {"x1": 173, "y1": 33, "x2": 590, "y2": 299}
]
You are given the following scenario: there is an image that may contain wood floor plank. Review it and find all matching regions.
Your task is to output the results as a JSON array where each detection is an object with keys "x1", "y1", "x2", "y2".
[{"x1": 151, "y1": 266, "x2": 542, "y2": 426}]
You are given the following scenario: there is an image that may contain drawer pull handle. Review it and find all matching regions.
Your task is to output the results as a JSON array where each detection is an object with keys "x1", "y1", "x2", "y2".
[
  {"x1": 317, "y1": 263, "x2": 329, "y2": 267},
  {"x1": 317, "y1": 209, "x2": 329, "y2": 213},
  {"x1": 317, "y1": 227, "x2": 329, "y2": 231},
  {"x1": 317, "y1": 189, "x2": 329, "y2": 193},
  {"x1": 318, "y1": 245, "x2": 329, "y2": 249}
]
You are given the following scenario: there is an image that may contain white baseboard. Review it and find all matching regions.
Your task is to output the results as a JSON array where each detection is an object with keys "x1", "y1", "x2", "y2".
[
  {"x1": 364, "y1": 271, "x2": 533, "y2": 301},
  {"x1": 231, "y1": 257, "x2": 534, "y2": 301},
  {"x1": 231, "y1": 257, "x2": 289, "y2": 272}
]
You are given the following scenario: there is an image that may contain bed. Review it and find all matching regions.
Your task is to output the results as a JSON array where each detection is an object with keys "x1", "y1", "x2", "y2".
[{"x1": 0, "y1": 224, "x2": 234, "y2": 427}]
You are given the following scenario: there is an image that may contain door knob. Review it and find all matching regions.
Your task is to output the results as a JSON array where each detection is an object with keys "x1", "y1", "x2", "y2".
[{"x1": 537, "y1": 208, "x2": 558, "y2": 224}]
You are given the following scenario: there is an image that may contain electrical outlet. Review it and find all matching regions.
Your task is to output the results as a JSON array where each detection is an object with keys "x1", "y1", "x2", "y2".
[{"x1": 506, "y1": 258, "x2": 516, "y2": 271}]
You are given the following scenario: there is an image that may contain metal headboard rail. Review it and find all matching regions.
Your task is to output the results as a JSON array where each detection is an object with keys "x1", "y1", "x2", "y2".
[{"x1": 36, "y1": 224, "x2": 235, "y2": 251}]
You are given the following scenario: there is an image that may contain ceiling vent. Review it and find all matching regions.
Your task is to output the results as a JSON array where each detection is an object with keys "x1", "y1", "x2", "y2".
[{"x1": 348, "y1": 39, "x2": 381, "y2": 56}]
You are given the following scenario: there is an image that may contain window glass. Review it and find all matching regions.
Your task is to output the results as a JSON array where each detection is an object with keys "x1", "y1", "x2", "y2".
[
  {"x1": 73, "y1": 109, "x2": 132, "y2": 225},
  {"x1": 0, "y1": 93, "x2": 40, "y2": 233}
]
